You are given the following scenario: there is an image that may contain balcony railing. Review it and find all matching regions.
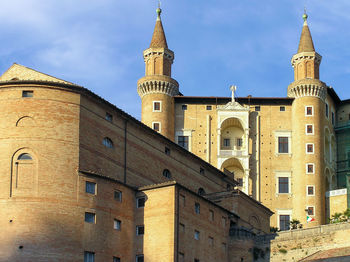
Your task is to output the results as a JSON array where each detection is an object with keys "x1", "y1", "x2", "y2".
[{"x1": 219, "y1": 150, "x2": 245, "y2": 157}]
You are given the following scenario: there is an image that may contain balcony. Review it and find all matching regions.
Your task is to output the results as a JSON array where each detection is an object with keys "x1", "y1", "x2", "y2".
[{"x1": 219, "y1": 149, "x2": 245, "y2": 158}]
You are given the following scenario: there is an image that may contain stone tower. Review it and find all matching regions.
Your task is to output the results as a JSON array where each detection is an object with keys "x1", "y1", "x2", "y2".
[
  {"x1": 288, "y1": 13, "x2": 327, "y2": 226},
  {"x1": 137, "y1": 8, "x2": 179, "y2": 140}
]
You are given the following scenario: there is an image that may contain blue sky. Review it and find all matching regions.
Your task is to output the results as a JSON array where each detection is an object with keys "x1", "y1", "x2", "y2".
[{"x1": 0, "y1": 1, "x2": 349, "y2": 119}]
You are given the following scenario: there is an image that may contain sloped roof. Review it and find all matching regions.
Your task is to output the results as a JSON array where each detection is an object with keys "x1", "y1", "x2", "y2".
[
  {"x1": 297, "y1": 18, "x2": 315, "y2": 53},
  {"x1": 149, "y1": 9, "x2": 168, "y2": 48},
  {"x1": 0, "y1": 63, "x2": 76, "y2": 85}
]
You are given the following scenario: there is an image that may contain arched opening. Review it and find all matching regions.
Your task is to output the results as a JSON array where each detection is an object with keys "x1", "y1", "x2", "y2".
[
  {"x1": 220, "y1": 117, "x2": 245, "y2": 151},
  {"x1": 221, "y1": 158, "x2": 245, "y2": 190},
  {"x1": 11, "y1": 150, "x2": 36, "y2": 197},
  {"x1": 16, "y1": 116, "x2": 35, "y2": 127},
  {"x1": 198, "y1": 188, "x2": 206, "y2": 196},
  {"x1": 163, "y1": 169, "x2": 171, "y2": 179},
  {"x1": 103, "y1": 137, "x2": 114, "y2": 148},
  {"x1": 325, "y1": 129, "x2": 330, "y2": 163}
]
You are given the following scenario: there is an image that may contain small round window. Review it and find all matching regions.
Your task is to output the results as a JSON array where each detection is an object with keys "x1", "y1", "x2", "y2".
[
  {"x1": 163, "y1": 169, "x2": 172, "y2": 179},
  {"x1": 17, "y1": 153, "x2": 33, "y2": 160},
  {"x1": 103, "y1": 137, "x2": 114, "y2": 148}
]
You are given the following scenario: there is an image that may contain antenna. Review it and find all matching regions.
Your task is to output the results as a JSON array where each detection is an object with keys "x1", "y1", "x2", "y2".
[{"x1": 158, "y1": 0, "x2": 161, "y2": 9}]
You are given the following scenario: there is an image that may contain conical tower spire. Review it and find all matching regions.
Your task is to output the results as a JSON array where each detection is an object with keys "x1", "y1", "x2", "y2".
[
  {"x1": 290, "y1": 12, "x2": 322, "y2": 82},
  {"x1": 150, "y1": 7, "x2": 168, "y2": 48},
  {"x1": 297, "y1": 12, "x2": 315, "y2": 53}
]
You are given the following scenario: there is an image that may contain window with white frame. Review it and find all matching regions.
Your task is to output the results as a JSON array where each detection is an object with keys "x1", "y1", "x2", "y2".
[
  {"x1": 307, "y1": 206, "x2": 315, "y2": 216},
  {"x1": 305, "y1": 106, "x2": 313, "y2": 116},
  {"x1": 275, "y1": 131, "x2": 292, "y2": 155},
  {"x1": 275, "y1": 172, "x2": 291, "y2": 194},
  {"x1": 307, "y1": 186, "x2": 315, "y2": 196},
  {"x1": 277, "y1": 210, "x2": 292, "y2": 231},
  {"x1": 306, "y1": 163, "x2": 315, "y2": 174},
  {"x1": 114, "y1": 219, "x2": 121, "y2": 230},
  {"x1": 306, "y1": 143, "x2": 314, "y2": 154},
  {"x1": 153, "y1": 101, "x2": 161, "y2": 112},
  {"x1": 306, "y1": 124, "x2": 314, "y2": 135},
  {"x1": 152, "y1": 122, "x2": 160, "y2": 132}
]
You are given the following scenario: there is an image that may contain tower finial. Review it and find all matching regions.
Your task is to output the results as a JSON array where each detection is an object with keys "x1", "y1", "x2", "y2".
[
  {"x1": 156, "y1": 1, "x2": 162, "y2": 20},
  {"x1": 303, "y1": 8, "x2": 308, "y2": 23}
]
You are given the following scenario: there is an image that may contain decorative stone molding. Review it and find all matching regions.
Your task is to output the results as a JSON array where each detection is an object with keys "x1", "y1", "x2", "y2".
[
  {"x1": 143, "y1": 47, "x2": 174, "y2": 62},
  {"x1": 137, "y1": 76, "x2": 179, "y2": 97},
  {"x1": 291, "y1": 51, "x2": 322, "y2": 67},
  {"x1": 287, "y1": 79, "x2": 327, "y2": 100}
]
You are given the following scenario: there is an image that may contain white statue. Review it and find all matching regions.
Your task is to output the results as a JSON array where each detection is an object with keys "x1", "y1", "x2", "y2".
[{"x1": 230, "y1": 85, "x2": 237, "y2": 102}]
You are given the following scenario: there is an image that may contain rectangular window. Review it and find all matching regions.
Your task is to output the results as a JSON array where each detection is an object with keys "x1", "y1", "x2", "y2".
[
  {"x1": 208, "y1": 236, "x2": 214, "y2": 247},
  {"x1": 85, "y1": 181, "x2": 96, "y2": 194},
  {"x1": 179, "y1": 253, "x2": 184, "y2": 262},
  {"x1": 325, "y1": 103, "x2": 329, "y2": 118},
  {"x1": 209, "y1": 210, "x2": 214, "y2": 221},
  {"x1": 114, "y1": 219, "x2": 121, "y2": 230},
  {"x1": 113, "y1": 257, "x2": 121, "y2": 262},
  {"x1": 306, "y1": 143, "x2": 314, "y2": 154},
  {"x1": 136, "y1": 255, "x2": 144, "y2": 262},
  {"x1": 237, "y1": 178, "x2": 243, "y2": 187},
  {"x1": 182, "y1": 105, "x2": 187, "y2": 110},
  {"x1": 22, "y1": 90, "x2": 33, "y2": 97},
  {"x1": 114, "y1": 190, "x2": 122, "y2": 202},
  {"x1": 178, "y1": 136, "x2": 189, "y2": 150},
  {"x1": 85, "y1": 212, "x2": 96, "y2": 223},
  {"x1": 278, "y1": 177, "x2": 289, "y2": 193},
  {"x1": 136, "y1": 197, "x2": 145, "y2": 208},
  {"x1": 200, "y1": 167, "x2": 205, "y2": 175},
  {"x1": 105, "y1": 112, "x2": 113, "y2": 122},
  {"x1": 278, "y1": 137, "x2": 289, "y2": 153},
  {"x1": 306, "y1": 106, "x2": 313, "y2": 116},
  {"x1": 136, "y1": 225, "x2": 144, "y2": 236},
  {"x1": 195, "y1": 203, "x2": 200, "y2": 214},
  {"x1": 153, "y1": 101, "x2": 161, "y2": 112},
  {"x1": 306, "y1": 164, "x2": 314, "y2": 174},
  {"x1": 165, "y1": 147, "x2": 170, "y2": 155},
  {"x1": 194, "y1": 259, "x2": 200, "y2": 262},
  {"x1": 194, "y1": 230, "x2": 200, "y2": 240},
  {"x1": 206, "y1": 105, "x2": 212, "y2": 110},
  {"x1": 280, "y1": 106, "x2": 285, "y2": 112},
  {"x1": 255, "y1": 106, "x2": 260, "y2": 111},
  {"x1": 332, "y1": 112, "x2": 335, "y2": 125},
  {"x1": 236, "y1": 138, "x2": 243, "y2": 147},
  {"x1": 307, "y1": 186, "x2": 315, "y2": 196},
  {"x1": 307, "y1": 206, "x2": 315, "y2": 216},
  {"x1": 222, "y1": 216, "x2": 227, "y2": 227},
  {"x1": 180, "y1": 194, "x2": 186, "y2": 207},
  {"x1": 152, "y1": 122, "x2": 160, "y2": 132},
  {"x1": 279, "y1": 215, "x2": 290, "y2": 231},
  {"x1": 179, "y1": 223, "x2": 185, "y2": 233},
  {"x1": 223, "y1": 138, "x2": 230, "y2": 147},
  {"x1": 306, "y1": 124, "x2": 313, "y2": 134},
  {"x1": 84, "y1": 251, "x2": 95, "y2": 262}
]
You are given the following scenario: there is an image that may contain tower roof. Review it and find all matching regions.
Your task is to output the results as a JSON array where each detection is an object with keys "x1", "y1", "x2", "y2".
[
  {"x1": 149, "y1": 8, "x2": 168, "y2": 48},
  {"x1": 297, "y1": 12, "x2": 315, "y2": 53}
]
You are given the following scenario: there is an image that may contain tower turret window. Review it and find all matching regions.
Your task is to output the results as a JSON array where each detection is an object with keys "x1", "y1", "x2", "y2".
[
  {"x1": 306, "y1": 124, "x2": 314, "y2": 134},
  {"x1": 307, "y1": 186, "x2": 315, "y2": 196},
  {"x1": 305, "y1": 106, "x2": 313, "y2": 116},
  {"x1": 306, "y1": 143, "x2": 314, "y2": 154},
  {"x1": 152, "y1": 122, "x2": 160, "y2": 132},
  {"x1": 306, "y1": 163, "x2": 314, "y2": 174},
  {"x1": 153, "y1": 101, "x2": 161, "y2": 112},
  {"x1": 307, "y1": 206, "x2": 315, "y2": 216}
]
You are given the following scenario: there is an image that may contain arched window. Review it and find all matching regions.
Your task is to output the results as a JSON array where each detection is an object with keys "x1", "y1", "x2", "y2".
[
  {"x1": 198, "y1": 188, "x2": 206, "y2": 196},
  {"x1": 163, "y1": 169, "x2": 172, "y2": 179},
  {"x1": 18, "y1": 153, "x2": 33, "y2": 160},
  {"x1": 103, "y1": 137, "x2": 114, "y2": 148}
]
